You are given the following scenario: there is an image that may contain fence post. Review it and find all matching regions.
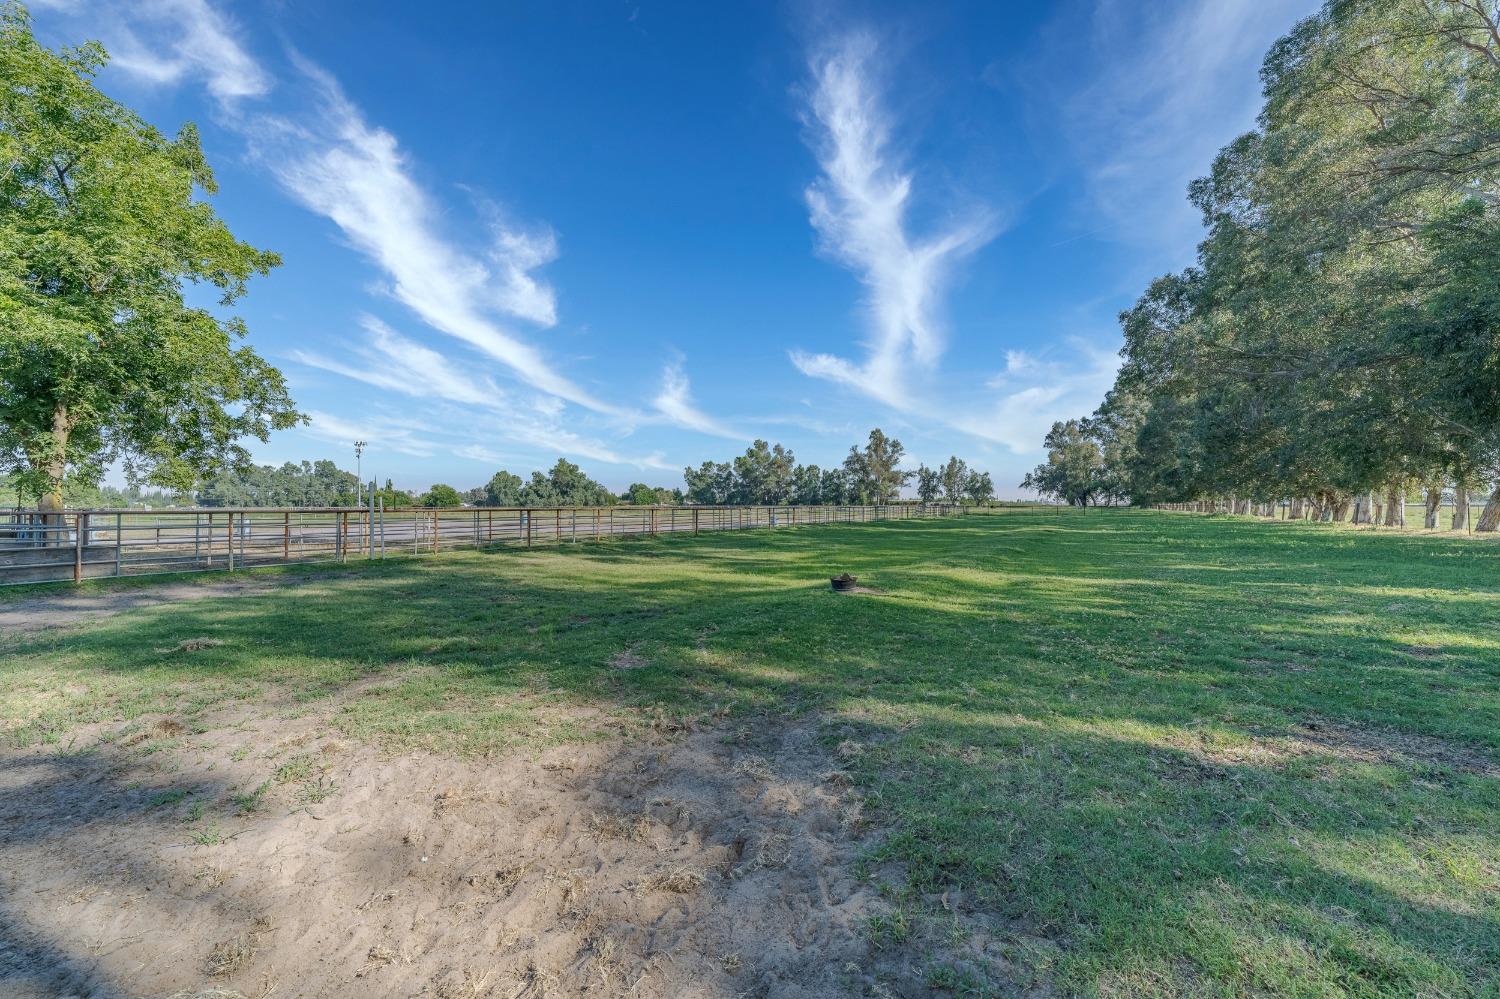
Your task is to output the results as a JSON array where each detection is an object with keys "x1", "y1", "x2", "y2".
[
  {"x1": 227, "y1": 512, "x2": 235, "y2": 571},
  {"x1": 73, "y1": 513, "x2": 84, "y2": 583},
  {"x1": 526, "y1": 511, "x2": 533, "y2": 547},
  {"x1": 337, "y1": 511, "x2": 346, "y2": 561},
  {"x1": 693, "y1": 508, "x2": 699, "y2": 534},
  {"x1": 284, "y1": 511, "x2": 290, "y2": 560},
  {"x1": 432, "y1": 509, "x2": 440, "y2": 554},
  {"x1": 650, "y1": 507, "x2": 656, "y2": 535},
  {"x1": 115, "y1": 513, "x2": 122, "y2": 577}
]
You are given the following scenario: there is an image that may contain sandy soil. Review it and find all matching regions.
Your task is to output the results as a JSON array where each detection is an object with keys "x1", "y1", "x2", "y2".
[{"x1": 0, "y1": 691, "x2": 1002, "y2": 998}]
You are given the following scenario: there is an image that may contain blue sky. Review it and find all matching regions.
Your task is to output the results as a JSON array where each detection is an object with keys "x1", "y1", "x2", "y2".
[{"x1": 34, "y1": 0, "x2": 1317, "y2": 495}]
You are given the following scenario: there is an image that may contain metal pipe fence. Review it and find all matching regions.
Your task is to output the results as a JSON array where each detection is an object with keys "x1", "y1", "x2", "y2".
[{"x1": 0, "y1": 503, "x2": 962, "y2": 586}]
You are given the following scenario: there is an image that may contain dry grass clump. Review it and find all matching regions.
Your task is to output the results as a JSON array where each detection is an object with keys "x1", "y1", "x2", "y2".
[
  {"x1": 160, "y1": 637, "x2": 225, "y2": 654},
  {"x1": 547, "y1": 867, "x2": 593, "y2": 920},
  {"x1": 733, "y1": 755, "x2": 772, "y2": 780},
  {"x1": 732, "y1": 831, "x2": 792, "y2": 877},
  {"x1": 835, "y1": 739, "x2": 865, "y2": 761},
  {"x1": 465, "y1": 862, "x2": 528, "y2": 900},
  {"x1": 586, "y1": 810, "x2": 653, "y2": 841},
  {"x1": 356, "y1": 944, "x2": 405, "y2": 978},
  {"x1": 432, "y1": 967, "x2": 491, "y2": 999},
  {"x1": 641, "y1": 865, "x2": 706, "y2": 894},
  {"x1": 205, "y1": 917, "x2": 271, "y2": 977},
  {"x1": 125, "y1": 717, "x2": 190, "y2": 745},
  {"x1": 607, "y1": 649, "x2": 649, "y2": 670}
]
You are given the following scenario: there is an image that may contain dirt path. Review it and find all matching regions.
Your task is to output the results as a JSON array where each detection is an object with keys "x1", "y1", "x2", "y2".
[
  {"x1": 0, "y1": 574, "x2": 317, "y2": 637},
  {"x1": 0, "y1": 696, "x2": 1004, "y2": 998}
]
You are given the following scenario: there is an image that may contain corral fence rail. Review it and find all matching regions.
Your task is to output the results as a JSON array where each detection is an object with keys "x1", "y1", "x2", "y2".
[{"x1": 0, "y1": 503, "x2": 963, "y2": 586}]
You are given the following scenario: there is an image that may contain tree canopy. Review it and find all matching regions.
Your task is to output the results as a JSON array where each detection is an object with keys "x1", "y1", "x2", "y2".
[
  {"x1": 0, "y1": 4, "x2": 298, "y2": 510},
  {"x1": 1027, "y1": 0, "x2": 1500, "y2": 529}
]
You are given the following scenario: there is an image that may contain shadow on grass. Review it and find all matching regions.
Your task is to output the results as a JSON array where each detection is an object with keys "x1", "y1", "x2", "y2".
[{"x1": 3, "y1": 510, "x2": 1499, "y2": 994}]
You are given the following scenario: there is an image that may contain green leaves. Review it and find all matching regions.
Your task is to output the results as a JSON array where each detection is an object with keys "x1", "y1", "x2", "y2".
[
  {"x1": 0, "y1": 3, "x2": 298, "y2": 506},
  {"x1": 1079, "y1": 0, "x2": 1500, "y2": 508}
]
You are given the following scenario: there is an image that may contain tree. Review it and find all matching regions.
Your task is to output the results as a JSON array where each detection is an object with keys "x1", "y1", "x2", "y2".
[
  {"x1": 420, "y1": 483, "x2": 462, "y2": 507},
  {"x1": 914, "y1": 465, "x2": 940, "y2": 503},
  {"x1": 374, "y1": 478, "x2": 415, "y2": 507},
  {"x1": 791, "y1": 464, "x2": 824, "y2": 505},
  {"x1": 1021, "y1": 420, "x2": 1105, "y2": 506},
  {"x1": 478, "y1": 470, "x2": 523, "y2": 506},
  {"x1": 1029, "y1": 0, "x2": 1500, "y2": 526},
  {"x1": 819, "y1": 466, "x2": 851, "y2": 504},
  {"x1": 516, "y1": 458, "x2": 614, "y2": 507},
  {"x1": 683, "y1": 460, "x2": 734, "y2": 505},
  {"x1": 197, "y1": 459, "x2": 356, "y2": 507},
  {"x1": 939, "y1": 456, "x2": 969, "y2": 504},
  {"x1": 963, "y1": 470, "x2": 994, "y2": 505},
  {"x1": 623, "y1": 482, "x2": 676, "y2": 505},
  {"x1": 731, "y1": 440, "x2": 796, "y2": 505},
  {"x1": 0, "y1": 6, "x2": 297, "y2": 512},
  {"x1": 844, "y1": 429, "x2": 910, "y2": 502}
]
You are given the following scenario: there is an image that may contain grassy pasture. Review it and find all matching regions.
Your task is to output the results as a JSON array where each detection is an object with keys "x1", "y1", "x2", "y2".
[{"x1": 2, "y1": 507, "x2": 1497, "y2": 997}]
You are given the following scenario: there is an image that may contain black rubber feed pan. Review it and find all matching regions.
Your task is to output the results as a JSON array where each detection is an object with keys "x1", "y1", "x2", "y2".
[{"x1": 830, "y1": 573, "x2": 858, "y2": 592}]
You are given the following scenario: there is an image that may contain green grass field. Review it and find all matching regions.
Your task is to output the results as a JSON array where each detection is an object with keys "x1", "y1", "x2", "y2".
[{"x1": 3, "y1": 508, "x2": 1497, "y2": 997}]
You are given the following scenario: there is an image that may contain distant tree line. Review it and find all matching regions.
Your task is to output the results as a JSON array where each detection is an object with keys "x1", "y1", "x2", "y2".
[
  {"x1": 683, "y1": 429, "x2": 992, "y2": 506},
  {"x1": 454, "y1": 459, "x2": 617, "y2": 508},
  {"x1": 71, "y1": 428, "x2": 996, "y2": 510},
  {"x1": 1024, "y1": 1, "x2": 1500, "y2": 530},
  {"x1": 912, "y1": 456, "x2": 995, "y2": 506}
]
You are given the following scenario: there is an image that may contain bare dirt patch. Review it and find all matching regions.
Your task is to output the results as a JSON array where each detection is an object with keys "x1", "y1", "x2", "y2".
[
  {"x1": 606, "y1": 648, "x2": 650, "y2": 671},
  {"x1": 0, "y1": 705, "x2": 958, "y2": 997},
  {"x1": 0, "y1": 574, "x2": 326, "y2": 637}
]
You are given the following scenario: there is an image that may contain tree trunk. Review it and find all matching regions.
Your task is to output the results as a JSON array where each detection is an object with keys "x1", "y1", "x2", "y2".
[
  {"x1": 1289, "y1": 498, "x2": 1305, "y2": 520},
  {"x1": 1351, "y1": 492, "x2": 1373, "y2": 524},
  {"x1": 37, "y1": 404, "x2": 70, "y2": 546},
  {"x1": 1452, "y1": 479, "x2": 1470, "y2": 532},
  {"x1": 1477, "y1": 482, "x2": 1500, "y2": 533},
  {"x1": 1383, "y1": 485, "x2": 1406, "y2": 528},
  {"x1": 1423, "y1": 487, "x2": 1441, "y2": 529},
  {"x1": 40, "y1": 403, "x2": 70, "y2": 513}
]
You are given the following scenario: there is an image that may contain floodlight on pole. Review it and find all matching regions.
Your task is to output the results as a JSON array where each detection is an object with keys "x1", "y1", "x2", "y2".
[{"x1": 354, "y1": 440, "x2": 367, "y2": 505}]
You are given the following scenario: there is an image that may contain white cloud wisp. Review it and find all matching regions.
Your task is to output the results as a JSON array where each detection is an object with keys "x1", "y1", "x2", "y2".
[{"x1": 792, "y1": 32, "x2": 994, "y2": 409}]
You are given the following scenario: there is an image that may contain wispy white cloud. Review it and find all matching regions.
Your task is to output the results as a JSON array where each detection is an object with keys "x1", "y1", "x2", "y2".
[
  {"x1": 792, "y1": 31, "x2": 995, "y2": 409},
  {"x1": 952, "y1": 337, "x2": 1120, "y2": 454},
  {"x1": 1033, "y1": 0, "x2": 1317, "y2": 256},
  {"x1": 652, "y1": 358, "x2": 744, "y2": 440},
  {"x1": 291, "y1": 316, "x2": 506, "y2": 409},
  {"x1": 247, "y1": 61, "x2": 617, "y2": 412},
  {"x1": 43, "y1": 0, "x2": 742, "y2": 465},
  {"x1": 54, "y1": 0, "x2": 632, "y2": 418},
  {"x1": 301, "y1": 410, "x2": 438, "y2": 458},
  {"x1": 292, "y1": 320, "x2": 673, "y2": 471},
  {"x1": 92, "y1": 0, "x2": 270, "y2": 102}
]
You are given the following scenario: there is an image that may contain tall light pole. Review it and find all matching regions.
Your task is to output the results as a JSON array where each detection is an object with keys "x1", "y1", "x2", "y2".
[{"x1": 354, "y1": 440, "x2": 367, "y2": 506}]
